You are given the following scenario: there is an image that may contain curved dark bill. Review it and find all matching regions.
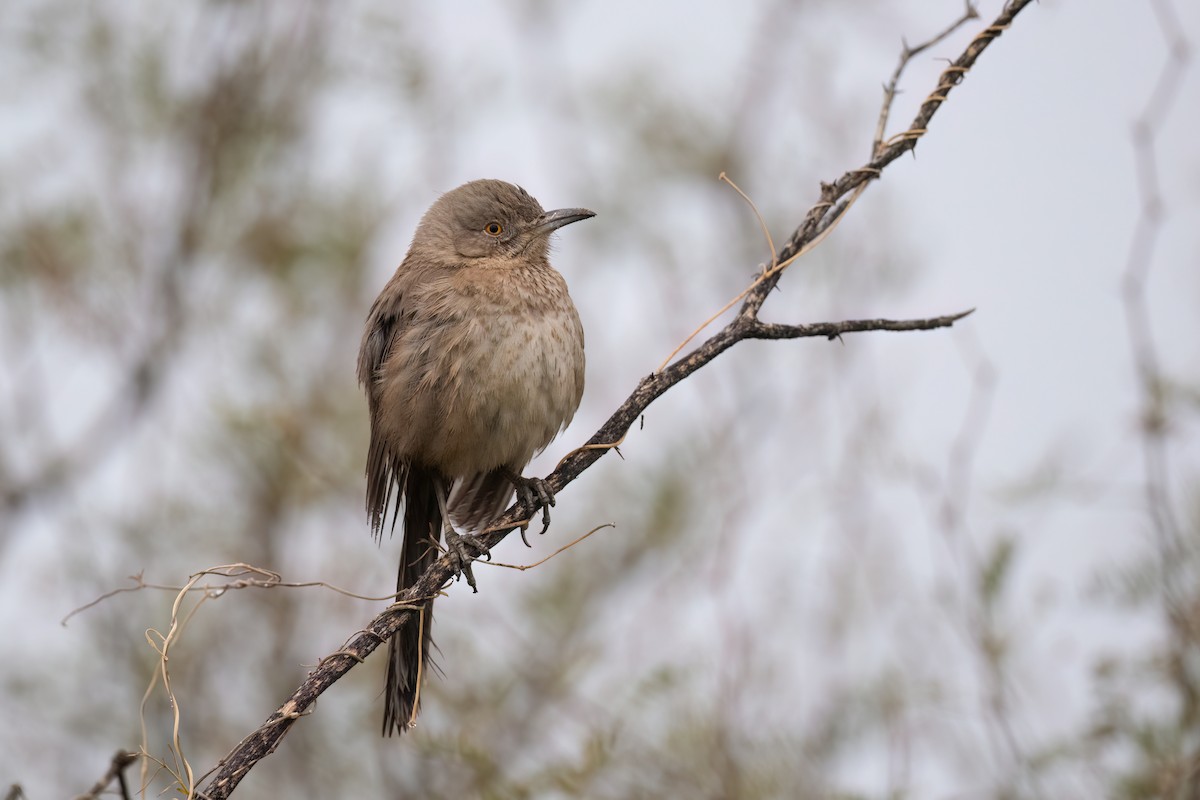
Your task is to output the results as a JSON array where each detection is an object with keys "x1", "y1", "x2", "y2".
[{"x1": 534, "y1": 207, "x2": 596, "y2": 234}]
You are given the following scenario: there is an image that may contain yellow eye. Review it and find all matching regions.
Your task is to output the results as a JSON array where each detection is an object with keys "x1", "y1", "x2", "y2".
[{"x1": 484, "y1": 222, "x2": 503, "y2": 237}]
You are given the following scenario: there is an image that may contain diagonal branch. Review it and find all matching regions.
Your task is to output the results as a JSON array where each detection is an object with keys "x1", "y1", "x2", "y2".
[
  {"x1": 197, "y1": 3, "x2": 1035, "y2": 797},
  {"x1": 744, "y1": 0, "x2": 1033, "y2": 317}
]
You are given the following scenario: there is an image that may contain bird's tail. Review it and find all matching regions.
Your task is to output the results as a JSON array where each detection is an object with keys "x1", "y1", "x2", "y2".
[{"x1": 383, "y1": 466, "x2": 441, "y2": 736}]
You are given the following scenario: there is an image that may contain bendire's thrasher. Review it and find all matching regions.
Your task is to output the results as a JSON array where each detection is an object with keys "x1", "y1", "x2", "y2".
[{"x1": 358, "y1": 179, "x2": 591, "y2": 735}]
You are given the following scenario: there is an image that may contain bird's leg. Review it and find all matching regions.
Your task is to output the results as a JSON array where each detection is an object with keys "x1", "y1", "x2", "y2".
[
  {"x1": 502, "y1": 466, "x2": 555, "y2": 537},
  {"x1": 434, "y1": 481, "x2": 487, "y2": 593}
]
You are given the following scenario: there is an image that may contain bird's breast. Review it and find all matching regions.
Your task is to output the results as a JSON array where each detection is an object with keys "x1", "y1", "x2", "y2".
[{"x1": 378, "y1": 265, "x2": 585, "y2": 477}]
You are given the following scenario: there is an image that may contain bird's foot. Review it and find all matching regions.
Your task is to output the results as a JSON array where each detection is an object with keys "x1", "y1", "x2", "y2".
[
  {"x1": 503, "y1": 468, "x2": 555, "y2": 542},
  {"x1": 444, "y1": 528, "x2": 488, "y2": 593}
]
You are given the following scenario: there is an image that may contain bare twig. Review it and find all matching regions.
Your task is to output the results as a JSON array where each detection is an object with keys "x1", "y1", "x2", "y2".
[
  {"x1": 486, "y1": 523, "x2": 617, "y2": 572},
  {"x1": 873, "y1": 2, "x2": 980, "y2": 156},
  {"x1": 62, "y1": 564, "x2": 402, "y2": 627},
  {"x1": 72, "y1": 750, "x2": 138, "y2": 800},
  {"x1": 745, "y1": 0, "x2": 1033, "y2": 321}
]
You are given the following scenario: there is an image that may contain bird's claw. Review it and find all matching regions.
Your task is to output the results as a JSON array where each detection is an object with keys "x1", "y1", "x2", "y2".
[
  {"x1": 506, "y1": 471, "x2": 555, "y2": 540},
  {"x1": 444, "y1": 529, "x2": 488, "y2": 593}
]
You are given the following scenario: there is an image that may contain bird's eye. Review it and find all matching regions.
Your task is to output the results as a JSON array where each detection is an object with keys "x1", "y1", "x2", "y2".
[{"x1": 484, "y1": 222, "x2": 503, "y2": 237}]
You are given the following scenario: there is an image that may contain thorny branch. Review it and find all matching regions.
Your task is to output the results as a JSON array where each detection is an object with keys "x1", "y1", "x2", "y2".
[
  {"x1": 873, "y1": 1, "x2": 980, "y2": 156},
  {"x1": 196, "y1": 2, "x2": 1035, "y2": 796}
]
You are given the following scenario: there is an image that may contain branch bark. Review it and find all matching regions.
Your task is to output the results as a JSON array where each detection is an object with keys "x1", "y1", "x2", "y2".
[{"x1": 197, "y1": 2, "x2": 1035, "y2": 796}]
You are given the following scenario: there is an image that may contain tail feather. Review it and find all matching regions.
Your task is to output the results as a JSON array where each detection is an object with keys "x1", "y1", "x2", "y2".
[
  {"x1": 365, "y1": 434, "x2": 404, "y2": 540},
  {"x1": 382, "y1": 466, "x2": 442, "y2": 736}
]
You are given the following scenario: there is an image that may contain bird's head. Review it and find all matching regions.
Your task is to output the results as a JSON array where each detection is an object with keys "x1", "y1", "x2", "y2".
[{"x1": 415, "y1": 179, "x2": 594, "y2": 264}]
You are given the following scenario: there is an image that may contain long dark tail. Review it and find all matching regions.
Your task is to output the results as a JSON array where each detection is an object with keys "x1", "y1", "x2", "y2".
[{"x1": 383, "y1": 466, "x2": 441, "y2": 736}]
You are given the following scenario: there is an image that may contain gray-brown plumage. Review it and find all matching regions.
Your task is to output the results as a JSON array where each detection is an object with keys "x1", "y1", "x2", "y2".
[{"x1": 357, "y1": 179, "x2": 591, "y2": 735}]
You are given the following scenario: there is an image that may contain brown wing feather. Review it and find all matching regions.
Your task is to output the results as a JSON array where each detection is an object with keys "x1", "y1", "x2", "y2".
[{"x1": 359, "y1": 288, "x2": 404, "y2": 537}]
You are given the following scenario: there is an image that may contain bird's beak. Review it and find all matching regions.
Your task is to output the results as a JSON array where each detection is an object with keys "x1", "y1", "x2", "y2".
[{"x1": 533, "y1": 207, "x2": 595, "y2": 236}]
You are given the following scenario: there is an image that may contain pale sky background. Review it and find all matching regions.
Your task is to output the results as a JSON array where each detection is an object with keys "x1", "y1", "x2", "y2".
[{"x1": 1, "y1": 1, "x2": 1198, "y2": 797}]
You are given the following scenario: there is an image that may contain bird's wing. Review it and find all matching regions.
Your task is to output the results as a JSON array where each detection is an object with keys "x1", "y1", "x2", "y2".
[
  {"x1": 359, "y1": 278, "x2": 407, "y2": 537},
  {"x1": 358, "y1": 286, "x2": 403, "y2": 395}
]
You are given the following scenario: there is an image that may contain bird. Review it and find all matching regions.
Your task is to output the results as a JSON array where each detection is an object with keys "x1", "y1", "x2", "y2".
[{"x1": 357, "y1": 179, "x2": 591, "y2": 735}]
